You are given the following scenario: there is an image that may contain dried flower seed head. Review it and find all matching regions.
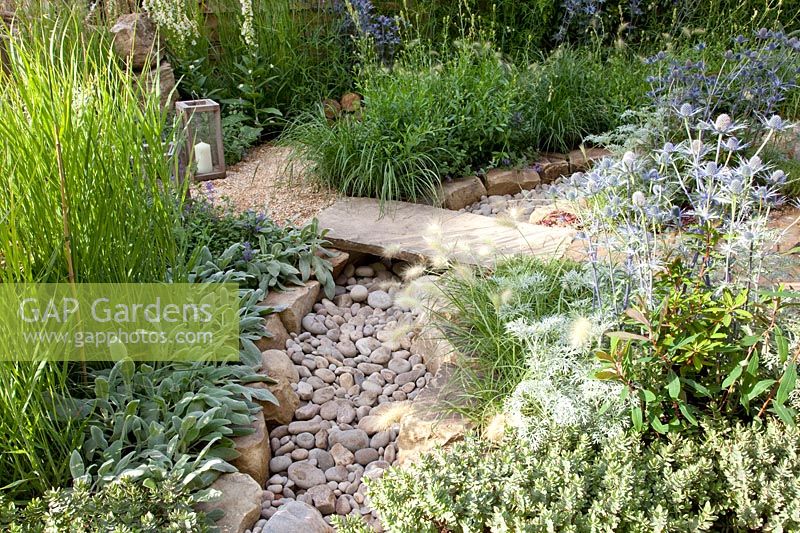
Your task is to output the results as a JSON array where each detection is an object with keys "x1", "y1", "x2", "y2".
[
  {"x1": 569, "y1": 316, "x2": 594, "y2": 348},
  {"x1": 401, "y1": 264, "x2": 426, "y2": 281},
  {"x1": 430, "y1": 253, "x2": 450, "y2": 270},
  {"x1": 484, "y1": 414, "x2": 507, "y2": 443},
  {"x1": 495, "y1": 214, "x2": 520, "y2": 229},
  {"x1": 382, "y1": 243, "x2": 402, "y2": 259},
  {"x1": 476, "y1": 244, "x2": 494, "y2": 257}
]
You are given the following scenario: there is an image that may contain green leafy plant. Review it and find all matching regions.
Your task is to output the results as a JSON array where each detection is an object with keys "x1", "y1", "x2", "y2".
[
  {"x1": 182, "y1": 195, "x2": 335, "y2": 298},
  {"x1": 0, "y1": 474, "x2": 214, "y2": 532},
  {"x1": 73, "y1": 359, "x2": 275, "y2": 489},
  {"x1": 358, "y1": 421, "x2": 800, "y2": 532},
  {"x1": 596, "y1": 256, "x2": 800, "y2": 434},
  {"x1": 284, "y1": 35, "x2": 520, "y2": 203},
  {"x1": 221, "y1": 113, "x2": 263, "y2": 166}
]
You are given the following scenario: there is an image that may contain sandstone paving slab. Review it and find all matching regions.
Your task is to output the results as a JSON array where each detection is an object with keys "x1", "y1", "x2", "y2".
[{"x1": 317, "y1": 198, "x2": 575, "y2": 266}]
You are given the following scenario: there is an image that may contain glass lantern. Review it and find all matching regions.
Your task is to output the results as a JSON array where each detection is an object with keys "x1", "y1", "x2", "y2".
[{"x1": 175, "y1": 99, "x2": 226, "y2": 181}]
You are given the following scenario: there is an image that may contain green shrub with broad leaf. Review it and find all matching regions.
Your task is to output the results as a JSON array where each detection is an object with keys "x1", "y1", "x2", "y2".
[{"x1": 596, "y1": 256, "x2": 800, "y2": 434}]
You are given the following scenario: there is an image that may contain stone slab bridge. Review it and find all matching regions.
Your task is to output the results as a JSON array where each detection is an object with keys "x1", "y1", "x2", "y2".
[{"x1": 316, "y1": 198, "x2": 576, "y2": 266}]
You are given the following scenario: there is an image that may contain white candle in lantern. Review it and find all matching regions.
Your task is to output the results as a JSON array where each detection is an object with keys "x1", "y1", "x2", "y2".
[{"x1": 194, "y1": 141, "x2": 213, "y2": 174}]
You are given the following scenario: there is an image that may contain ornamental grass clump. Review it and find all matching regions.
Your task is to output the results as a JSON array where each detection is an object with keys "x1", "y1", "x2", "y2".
[
  {"x1": 432, "y1": 257, "x2": 602, "y2": 426},
  {"x1": 0, "y1": 9, "x2": 184, "y2": 501},
  {"x1": 560, "y1": 111, "x2": 800, "y2": 434}
]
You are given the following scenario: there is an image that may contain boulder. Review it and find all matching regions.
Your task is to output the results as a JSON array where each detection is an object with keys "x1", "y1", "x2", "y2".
[
  {"x1": 397, "y1": 409, "x2": 472, "y2": 465},
  {"x1": 255, "y1": 313, "x2": 290, "y2": 352},
  {"x1": 329, "y1": 442, "x2": 354, "y2": 466},
  {"x1": 536, "y1": 153, "x2": 571, "y2": 184},
  {"x1": 252, "y1": 350, "x2": 300, "y2": 426},
  {"x1": 327, "y1": 428, "x2": 369, "y2": 452},
  {"x1": 260, "y1": 350, "x2": 299, "y2": 384},
  {"x1": 483, "y1": 168, "x2": 540, "y2": 196},
  {"x1": 287, "y1": 461, "x2": 326, "y2": 490},
  {"x1": 439, "y1": 176, "x2": 486, "y2": 210},
  {"x1": 252, "y1": 379, "x2": 298, "y2": 426},
  {"x1": 263, "y1": 501, "x2": 333, "y2": 533},
  {"x1": 340, "y1": 92, "x2": 362, "y2": 113},
  {"x1": 396, "y1": 365, "x2": 473, "y2": 465},
  {"x1": 197, "y1": 473, "x2": 262, "y2": 533},
  {"x1": 109, "y1": 13, "x2": 159, "y2": 70},
  {"x1": 568, "y1": 147, "x2": 611, "y2": 172},
  {"x1": 231, "y1": 411, "x2": 271, "y2": 486},
  {"x1": 327, "y1": 249, "x2": 350, "y2": 279},
  {"x1": 262, "y1": 281, "x2": 321, "y2": 334},
  {"x1": 322, "y1": 98, "x2": 341, "y2": 120},
  {"x1": 356, "y1": 415, "x2": 385, "y2": 435},
  {"x1": 136, "y1": 61, "x2": 176, "y2": 112}
]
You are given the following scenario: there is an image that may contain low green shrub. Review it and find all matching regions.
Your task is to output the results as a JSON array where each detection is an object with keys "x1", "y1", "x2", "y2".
[
  {"x1": 596, "y1": 256, "x2": 800, "y2": 434},
  {"x1": 221, "y1": 113, "x2": 263, "y2": 166},
  {"x1": 284, "y1": 104, "x2": 446, "y2": 203},
  {"x1": 777, "y1": 158, "x2": 800, "y2": 198},
  {"x1": 579, "y1": 0, "x2": 798, "y2": 49},
  {"x1": 0, "y1": 475, "x2": 213, "y2": 532},
  {"x1": 762, "y1": 141, "x2": 800, "y2": 199},
  {"x1": 359, "y1": 421, "x2": 800, "y2": 532},
  {"x1": 404, "y1": 0, "x2": 557, "y2": 57}
]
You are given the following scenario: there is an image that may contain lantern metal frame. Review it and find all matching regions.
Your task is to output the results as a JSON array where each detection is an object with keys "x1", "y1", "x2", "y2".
[{"x1": 175, "y1": 98, "x2": 226, "y2": 181}]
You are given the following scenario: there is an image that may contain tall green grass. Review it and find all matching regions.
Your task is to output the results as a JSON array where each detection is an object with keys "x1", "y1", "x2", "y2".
[
  {"x1": 171, "y1": 0, "x2": 352, "y2": 130},
  {"x1": 0, "y1": 7, "x2": 184, "y2": 501},
  {"x1": 516, "y1": 46, "x2": 648, "y2": 152},
  {"x1": 284, "y1": 33, "x2": 647, "y2": 203}
]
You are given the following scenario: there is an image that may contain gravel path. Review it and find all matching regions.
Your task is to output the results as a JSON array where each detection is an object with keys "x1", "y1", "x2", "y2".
[
  {"x1": 206, "y1": 144, "x2": 339, "y2": 225},
  {"x1": 250, "y1": 260, "x2": 429, "y2": 532}
]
